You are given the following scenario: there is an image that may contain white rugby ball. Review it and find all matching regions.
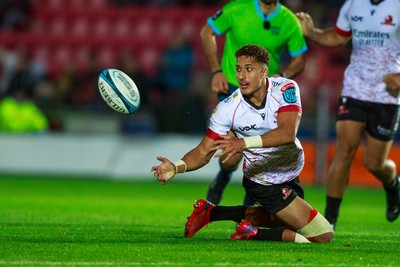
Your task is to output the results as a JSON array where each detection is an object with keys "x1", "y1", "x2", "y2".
[{"x1": 98, "y1": 68, "x2": 140, "y2": 114}]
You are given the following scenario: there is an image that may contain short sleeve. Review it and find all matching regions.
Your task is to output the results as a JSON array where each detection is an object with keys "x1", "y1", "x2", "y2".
[
  {"x1": 276, "y1": 80, "x2": 302, "y2": 114},
  {"x1": 335, "y1": 0, "x2": 353, "y2": 36},
  {"x1": 206, "y1": 2, "x2": 236, "y2": 36},
  {"x1": 208, "y1": 99, "x2": 234, "y2": 135}
]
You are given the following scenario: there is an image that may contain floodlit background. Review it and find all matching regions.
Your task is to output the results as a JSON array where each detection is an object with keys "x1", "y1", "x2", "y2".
[{"x1": 0, "y1": 0, "x2": 398, "y2": 186}]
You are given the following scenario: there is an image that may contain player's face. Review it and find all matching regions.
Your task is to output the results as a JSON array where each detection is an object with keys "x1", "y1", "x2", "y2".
[{"x1": 236, "y1": 56, "x2": 268, "y2": 99}]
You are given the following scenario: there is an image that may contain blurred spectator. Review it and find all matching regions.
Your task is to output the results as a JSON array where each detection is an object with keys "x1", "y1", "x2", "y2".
[
  {"x1": 53, "y1": 63, "x2": 79, "y2": 107},
  {"x1": 0, "y1": 48, "x2": 18, "y2": 96},
  {"x1": 0, "y1": 49, "x2": 49, "y2": 133},
  {"x1": 34, "y1": 77, "x2": 65, "y2": 132},
  {"x1": 157, "y1": 34, "x2": 194, "y2": 94},
  {"x1": 115, "y1": 51, "x2": 159, "y2": 134},
  {"x1": 154, "y1": 33, "x2": 207, "y2": 133},
  {"x1": 0, "y1": 89, "x2": 48, "y2": 133},
  {"x1": 0, "y1": 0, "x2": 32, "y2": 31},
  {"x1": 71, "y1": 52, "x2": 103, "y2": 109},
  {"x1": 5, "y1": 51, "x2": 37, "y2": 99}
]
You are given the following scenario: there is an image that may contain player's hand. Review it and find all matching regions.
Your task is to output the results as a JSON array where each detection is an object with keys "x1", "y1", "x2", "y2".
[
  {"x1": 211, "y1": 72, "x2": 229, "y2": 94},
  {"x1": 151, "y1": 156, "x2": 176, "y2": 185},
  {"x1": 295, "y1": 12, "x2": 314, "y2": 37},
  {"x1": 212, "y1": 135, "x2": 245, "y2": 163},
  {"x1": 384, "y1": 73, "x2": 400, "y2": 97}
]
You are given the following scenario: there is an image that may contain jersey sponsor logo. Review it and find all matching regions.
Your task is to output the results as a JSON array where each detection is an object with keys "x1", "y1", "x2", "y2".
[
  {"x1": 280, "y1": 83, "x2": 295, "y2": 92},
  {"x1": 353, "y1": 30, "x2": 389, "y2": 46},
  {"x1": 282, "y1": 187, "x2": 292, "y2": 200},
  {"x1": 223, "y1": 92, "x2": 237, "y2": 103},
  {"x1": 239, "y1": 124, "x2": 256, "y2": 131},
  {"x1": 338, "y1": 105, "x2": 349, "y2": 115},
  {"x1": 381, "y1": 15, "x2": 396, "y2": 26},
  {"x1": 353, "y1": 30, "x2": 390, "y2": 39},
  {"x1": 351, "y1": 16, "x2": 363, "y2": 22},
  {"x1": 281, "y1": 83, "x2": 297, "y2": 103},
  {"x1": 394, "y1": 109, "x2": 400, "y2": 132},
  {"x1": 223, "y1": 96, "x2": 233, "y2": 103},
  {"x1": 271, "y1": 80, "x2": 284, "y2": 88},
  {"x1": 377, "y1": 125, "x2": 394, "y2": 137},
  {"x1": 270, "y1": 26, "x2": 280, "y2": 35}
]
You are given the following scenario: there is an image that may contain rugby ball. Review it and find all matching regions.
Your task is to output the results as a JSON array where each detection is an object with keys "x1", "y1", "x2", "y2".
[{"x1": 98, "y1": 68, "x2": 140, "y2": 114}]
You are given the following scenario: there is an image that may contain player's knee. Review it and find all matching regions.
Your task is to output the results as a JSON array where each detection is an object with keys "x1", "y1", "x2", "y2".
[
  {"x1": 364, "y1": 157, "x2": 395, "y2": 176},
  {"x1": 311, "y1": 232, "x2": 334, "y2": 243},
  {"x1": 364, "y1": 163, "x2": 382, "y2": 175},
  {"x1": 333, "y1": 145, "x2": 357, "y2": 163},
  {"x1": 363, "y1": 158, "x2": 384, "y2": 175},
  {"x1": 297, "y1": 209, "x2": 334, "y2": 243}
]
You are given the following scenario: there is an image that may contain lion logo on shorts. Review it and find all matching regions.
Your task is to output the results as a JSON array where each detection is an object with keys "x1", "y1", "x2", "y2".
[{"x1": 282, "y1": 187, "x2": 293, "y2": 200}]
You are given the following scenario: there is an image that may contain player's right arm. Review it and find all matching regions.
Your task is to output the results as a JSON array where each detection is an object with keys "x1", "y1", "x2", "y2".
[
  {"x1": 200, "y1": 24, "x2": 229, "y2": 94},
  {"x1": 181, "y1": 135, "x2": 216, "y2": 172},
  {"x1": 296, "y1": 12, "x2": 351, "y2": 47},
  {"x1": 151, "y1": 135, "x2": 216, "y2": 185}
]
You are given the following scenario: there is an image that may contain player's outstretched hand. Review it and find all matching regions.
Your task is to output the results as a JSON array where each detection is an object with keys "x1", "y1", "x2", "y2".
[
  {"x1": 212, "y1": 135, "x2": 245, "y2": 163},
  {"x1": 295, "y1": 12, "x2": 314, "y2": 38},
  {"x1": 151, "y1": 156, "x2": 176, "y2": 185}
]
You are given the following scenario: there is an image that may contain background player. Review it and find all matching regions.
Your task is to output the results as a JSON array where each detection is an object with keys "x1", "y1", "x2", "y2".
[
  {"x1": 297, "y1": 0, "x2": 400, "y2": 228},
  {"x1": 200, "y1": 0, "x2": 308, "y2": 206},
  {"x1": 151, "y1": 44, "x2": 333, "y2": 243}
]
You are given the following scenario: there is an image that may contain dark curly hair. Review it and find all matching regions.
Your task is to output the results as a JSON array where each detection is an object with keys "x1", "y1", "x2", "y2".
[{"x1": 235, "y1": 44, "x2": 270, "y2": 67}]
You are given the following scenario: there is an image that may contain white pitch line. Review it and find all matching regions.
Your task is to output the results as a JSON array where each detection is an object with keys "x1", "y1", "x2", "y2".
[{"x1": 0, "y1": 262, "x2": 396, "y2": 267}]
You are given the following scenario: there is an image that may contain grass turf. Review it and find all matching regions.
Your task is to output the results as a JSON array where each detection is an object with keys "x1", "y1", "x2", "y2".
[{"x1": 0, "y1": 174, "x2": 399, "y2": 266}]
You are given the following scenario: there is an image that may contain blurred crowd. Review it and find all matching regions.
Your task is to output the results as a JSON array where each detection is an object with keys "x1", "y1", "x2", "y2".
[{"x1": 0, "y1": 0, "x2": 349, "y2": 135}]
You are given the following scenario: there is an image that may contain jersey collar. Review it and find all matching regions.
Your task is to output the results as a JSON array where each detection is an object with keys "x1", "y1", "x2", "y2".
[
  {"x1": 242, "y1": 78, "x2": 269, "y2": 109},
  {"x1": 255, "y1": 0, "x2": 281, "y2": 20},
  {"x1": 370, "y1": 0, "x2": 385, "y2": 5}
]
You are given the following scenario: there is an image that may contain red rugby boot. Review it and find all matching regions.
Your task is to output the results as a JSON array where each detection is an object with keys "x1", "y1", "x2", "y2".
[
  {"x1": 184, "y1": 199, "x2": 215, "y2": 238},
  {"x1": 230, "y1": 220, "x2": 258, "y2": 240}
]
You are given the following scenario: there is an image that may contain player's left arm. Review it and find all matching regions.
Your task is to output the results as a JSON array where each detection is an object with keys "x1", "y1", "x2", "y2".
[
  {"x1": 213, "y1": 110, "x2": 301, "y2": 163},
  {"x1": 261, "y1": 110, "x2": 301, "y2": 146},
  {"x1": 384, "y1": 72, "x2": 400, "y2": 97}
]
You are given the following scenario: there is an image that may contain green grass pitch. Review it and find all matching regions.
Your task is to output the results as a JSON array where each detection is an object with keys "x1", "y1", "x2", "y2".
[{"x1": 0, "y1": 174, "x2": 399, "y2": 266}]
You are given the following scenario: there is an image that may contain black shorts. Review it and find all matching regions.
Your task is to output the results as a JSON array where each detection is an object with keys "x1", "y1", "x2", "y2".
[
  {"x1": 336, "y1": 97, "x2": 400, "y2": 141},
  {"x1": 242, "y1": 177, "x2": 304, "y2": 214}
]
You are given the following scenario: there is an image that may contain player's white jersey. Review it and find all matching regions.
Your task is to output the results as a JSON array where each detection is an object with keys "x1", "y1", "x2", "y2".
[
  {"x1": 206, "y1": 77, "x2": 304, "y2": 186},
  {"x1": 335, "y1": 0, "x2": 400, "y2": 105}
]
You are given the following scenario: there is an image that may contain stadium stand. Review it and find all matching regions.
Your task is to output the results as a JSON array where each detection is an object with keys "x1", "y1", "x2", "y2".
[{"x1": 0, "y1": 1, "x2": 219, "y2": 78}]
